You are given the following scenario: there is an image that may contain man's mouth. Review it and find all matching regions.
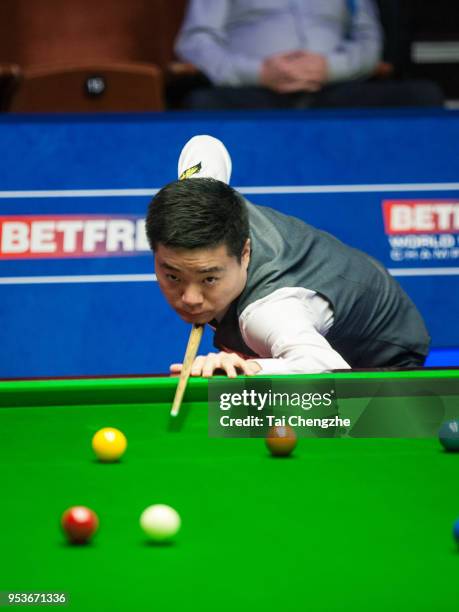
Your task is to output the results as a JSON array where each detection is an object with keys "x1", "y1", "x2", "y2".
[{"x1": 177, "y1": 309, "x2": 211, "y2": 322}]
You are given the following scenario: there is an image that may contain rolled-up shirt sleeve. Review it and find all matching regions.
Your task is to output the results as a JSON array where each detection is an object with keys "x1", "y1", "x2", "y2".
[
  {"x1": 239, "y1": 288, "x2": 351, "y2": 374},
  {"x1": 175, "y1": 0, "x2": 262, "y2": 86}
]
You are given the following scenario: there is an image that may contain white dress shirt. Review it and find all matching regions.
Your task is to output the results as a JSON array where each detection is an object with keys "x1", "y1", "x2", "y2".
[{"x1": 238, "y1": 287, "x2": 351, "y2": 374}]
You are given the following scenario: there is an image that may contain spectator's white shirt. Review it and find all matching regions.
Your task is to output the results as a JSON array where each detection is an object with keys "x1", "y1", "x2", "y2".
[{"x1": 175, "y1": 0, "x2": 382, "y2": 85}]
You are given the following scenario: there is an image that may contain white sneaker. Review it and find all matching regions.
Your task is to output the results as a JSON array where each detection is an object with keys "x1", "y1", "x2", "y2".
[{"x1": 177, "y1": 135, "x2": 232, "y2": 184}]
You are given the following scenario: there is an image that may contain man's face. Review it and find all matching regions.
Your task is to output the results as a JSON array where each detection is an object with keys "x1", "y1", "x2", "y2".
[{"x1": 154, "y1": 240, "x2": 250, "y2": 324}]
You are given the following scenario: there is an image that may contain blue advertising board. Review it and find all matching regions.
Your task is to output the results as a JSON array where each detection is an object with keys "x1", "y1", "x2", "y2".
[{"x1": 0, "y1": 110, "x2": 458, "y2": 377}]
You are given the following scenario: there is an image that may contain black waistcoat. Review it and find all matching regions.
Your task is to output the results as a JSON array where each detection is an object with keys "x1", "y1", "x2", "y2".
[{"x1": 213, "y1": 200, "x2": 430, "y2": 368}]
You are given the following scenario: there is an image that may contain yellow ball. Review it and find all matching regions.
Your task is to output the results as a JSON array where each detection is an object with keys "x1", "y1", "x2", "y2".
[{"x1": 92, "y1": 427, "x2": 127, "y2": 462}]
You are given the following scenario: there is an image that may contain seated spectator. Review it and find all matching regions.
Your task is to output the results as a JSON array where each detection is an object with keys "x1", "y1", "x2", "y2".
[{"x1": 174, "y1": 0, "x2": 444, "y2": 110}]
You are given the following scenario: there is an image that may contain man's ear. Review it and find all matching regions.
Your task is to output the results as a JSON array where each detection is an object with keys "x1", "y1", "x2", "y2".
[{"x1": 241, "y1": 238, "x2": 251, "y2": 267}]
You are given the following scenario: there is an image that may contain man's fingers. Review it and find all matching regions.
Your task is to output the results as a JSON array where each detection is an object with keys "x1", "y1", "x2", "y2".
[
  {"x1": 201, "y1": 353, "x2": 219, "y2": 377},
  {"x1": 172, "y1": 352, "x2": 261, "y2": 378},
  {"x1": 283, "y1": 55, "x2": 327, "y2": 83},
  {"x1": 170, "y1": 354, "x2": 206, "y2": 376},
  {"x1": 237, "y1": 358, "x2": 259, "y2": 376},
  {"x1": 222, "y1": 353, "x2": 259, "y2": 377},
  {"x1": 191, "y1": 355, "x2": 207, "y2": 376},
  {"x1": 220, "y1": 353, "x2": 239, "y2": 378}
]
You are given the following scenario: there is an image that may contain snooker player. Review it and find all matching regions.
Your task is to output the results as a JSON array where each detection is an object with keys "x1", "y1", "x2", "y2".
[{"x1": 145, "y1": 136, "x2": 430, "y2": 377}]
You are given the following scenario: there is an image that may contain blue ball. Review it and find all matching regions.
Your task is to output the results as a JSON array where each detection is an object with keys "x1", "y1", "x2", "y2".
[
  {"x1": 453, "y1": 519, "x2": 459, "y2": 544},
  {"x1": 439, "y1": 420, "x2": 459, "y2": 452}
]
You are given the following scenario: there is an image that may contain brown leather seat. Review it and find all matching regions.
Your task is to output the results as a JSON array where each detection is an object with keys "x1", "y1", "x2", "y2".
[{"x1": 9, "y1": 62, "x2": 164, "y2": 112}]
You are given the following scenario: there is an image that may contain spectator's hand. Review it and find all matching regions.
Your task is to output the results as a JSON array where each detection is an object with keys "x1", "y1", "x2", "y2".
[
  {"x1": 261, "y1": 51, "x2": 328, "y2": 93},
  {"x1": 170, "y1": 352, "x2": 261, "y2": 378},
  {"x1": 260, "y1": 54, "x2": 299, "y2": 92},
  {"x1": 285, "y1": 51, "x2": 328, "y2": 85}
]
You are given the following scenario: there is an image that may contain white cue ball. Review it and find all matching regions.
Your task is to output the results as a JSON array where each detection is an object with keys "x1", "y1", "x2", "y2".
[{"x1": 140, "y1": 504, "x2": 181, "y2": 542}]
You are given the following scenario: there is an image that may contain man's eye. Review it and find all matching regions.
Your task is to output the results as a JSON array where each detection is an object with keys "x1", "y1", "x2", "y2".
[
  {"x1": 166, "y1": 274, "x2": 180, "y2": 282},
  {"x1": 204, "y1": 277, "x2": 218, "y2": 286}
]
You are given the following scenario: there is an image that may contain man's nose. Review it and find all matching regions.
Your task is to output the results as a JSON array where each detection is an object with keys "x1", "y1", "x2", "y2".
[{"x1": 181, "y1": 285, "x2": 204, "y2": 306}]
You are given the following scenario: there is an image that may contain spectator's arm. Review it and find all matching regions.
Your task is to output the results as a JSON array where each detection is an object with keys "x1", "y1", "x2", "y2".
[
  {"x1": 326, "y1": 0, "x2": 383, "y2": 82},
  {"x1": 174, "y1": 0, "x2": 261, "y2": 86}
]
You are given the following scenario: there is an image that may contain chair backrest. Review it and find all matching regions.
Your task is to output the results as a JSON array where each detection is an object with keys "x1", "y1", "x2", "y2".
[
  {"x1": 0, "y1": 63, "x2": 21, "y2": 111},
  {"x1": 9, "y1": 62, "x2": 164, "y2": 112}
]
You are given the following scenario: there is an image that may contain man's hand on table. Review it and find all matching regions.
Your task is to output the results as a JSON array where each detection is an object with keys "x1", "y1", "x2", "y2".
[
  {"x1": 260, "y1": 51, "x2": 328, "y2": 93},
  {"x1": 170, "y1": 352, "x2": 262, "y2": 378}
]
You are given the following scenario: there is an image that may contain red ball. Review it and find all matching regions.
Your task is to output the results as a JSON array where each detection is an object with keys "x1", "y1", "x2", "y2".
[
  {"x1": 266, "y1": 425, "x2": 297, "y2": 457},
  {"x1": 61, "y1": 506, "x2": 99, "y2": 544}
]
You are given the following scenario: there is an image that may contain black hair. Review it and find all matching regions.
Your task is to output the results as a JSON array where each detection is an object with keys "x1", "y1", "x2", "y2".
[{"x1": 145, "y1": 178, "x2": 249, "y2": 262}]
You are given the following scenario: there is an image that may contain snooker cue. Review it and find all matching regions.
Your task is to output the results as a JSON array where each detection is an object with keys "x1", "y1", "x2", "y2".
[{"x1": 170, "y1": 324, "x2": 204, "y2": 417}]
